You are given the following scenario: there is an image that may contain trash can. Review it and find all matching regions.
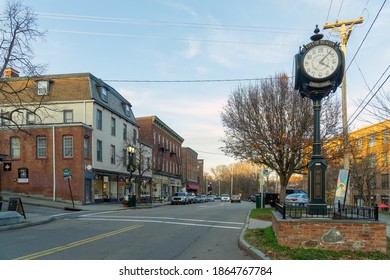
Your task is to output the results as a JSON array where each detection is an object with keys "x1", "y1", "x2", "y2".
[
  {"x1": 256, "y1": 194, "x2": 263, "y2": 208},
  {"x1": 127, "y1": 195, "x2": 136, "y2": 207}
]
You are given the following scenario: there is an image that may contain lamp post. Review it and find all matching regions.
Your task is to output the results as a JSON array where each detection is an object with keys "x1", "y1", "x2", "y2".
[
  {"x1": 230, "y1": 165, "x2": 234, "y2": 196},
  {"x1": 0, "y1": 154, "x2": 8, "y2": 193},
  {"x1": 127, "y1": 145, "x2": 136, "y2": 196}
]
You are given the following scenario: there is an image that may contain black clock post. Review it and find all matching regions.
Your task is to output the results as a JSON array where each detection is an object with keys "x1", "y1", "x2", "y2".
[{"x1": 294, "y1": 26, "x2": 344, "y2": 215}]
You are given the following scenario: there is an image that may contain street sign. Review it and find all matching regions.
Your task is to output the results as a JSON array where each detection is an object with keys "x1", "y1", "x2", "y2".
[
  {"x1": 63, "y1": 168, "x2": 71, "y2": 178},
  {"x1": 3, "y1": 162, "x2": 11, "y2": 171}
]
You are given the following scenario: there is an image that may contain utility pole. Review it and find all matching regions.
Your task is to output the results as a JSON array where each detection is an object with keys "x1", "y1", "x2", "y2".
[
  {"x1": 323, "y1": 17, "x2": 364, "y2": 171},
  {"x1": 230, "y1": 165, "x2": 234, "y2": 196}
]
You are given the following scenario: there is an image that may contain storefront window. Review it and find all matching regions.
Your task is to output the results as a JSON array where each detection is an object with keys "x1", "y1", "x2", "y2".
[
  {"x1": 110, "y1": 180, "x2": 118, "y2": 200},
  {"x1": 94, "y1": 179, "x2": 103, "y2": 200}
]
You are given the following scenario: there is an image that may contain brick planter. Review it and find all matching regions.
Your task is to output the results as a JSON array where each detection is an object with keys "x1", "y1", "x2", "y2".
[{"x1": 272, "y1": 211, "x2": 387, "y2": 253}]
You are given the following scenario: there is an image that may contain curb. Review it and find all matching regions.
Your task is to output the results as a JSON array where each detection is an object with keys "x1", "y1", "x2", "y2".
[
  {"x1": 0, "y1": 216, "x2": 56, "y2": 232},
  {"x1": 238, "y1": 214, "x2": 270, "y2": 260}
]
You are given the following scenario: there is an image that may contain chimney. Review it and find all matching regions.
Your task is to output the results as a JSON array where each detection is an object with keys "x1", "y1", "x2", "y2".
[{"x1": 5, "y1": 67, "x2": 20, "y2": 78}]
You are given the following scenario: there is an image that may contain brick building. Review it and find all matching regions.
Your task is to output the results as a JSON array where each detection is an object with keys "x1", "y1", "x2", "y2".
[
  {"x1": 181, "y1": 147, "x2": 200, "y2": 193},
  {"x1": 325, "y1": 119, "x2": 390, "y2": 206},
  {"x1": 0, "y1": 70, "x2": 139, "y2": 203},
  {"x1": 197, "y1": 159, "x2": 205, "y2": 194},
  {"x1": 136, "y1": 116, "x2": 185, "y2": 200}
]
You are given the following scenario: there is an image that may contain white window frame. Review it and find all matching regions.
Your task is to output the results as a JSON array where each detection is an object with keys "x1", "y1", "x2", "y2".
[
  {"x1": 36, "y1": 80, "x2": 51, "y2": 96},
  {"x1": 63, "y1": 136, "x2": 73, "y2": 158},
  {"x1": 36, "y1": 137, "x2": 47, "y2": 158}
]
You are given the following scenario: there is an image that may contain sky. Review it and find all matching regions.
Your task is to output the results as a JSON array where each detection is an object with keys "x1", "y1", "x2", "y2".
[{"x1": 2, "y1": 0, "x2": 389, "y2": 172}]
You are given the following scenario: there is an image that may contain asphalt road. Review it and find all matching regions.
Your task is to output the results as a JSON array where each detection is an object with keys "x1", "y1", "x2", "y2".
[{"x1": 0, "y1": 200, "x2": 254, "y2": 260}]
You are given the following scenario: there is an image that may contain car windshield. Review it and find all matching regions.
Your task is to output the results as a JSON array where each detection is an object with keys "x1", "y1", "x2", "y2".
[
  {"x1": 174, "y1": 192, "x2": 185, "y2": 196},
  {"x1": 221, "y1": 194, "x2": 229, "y2": 197}
]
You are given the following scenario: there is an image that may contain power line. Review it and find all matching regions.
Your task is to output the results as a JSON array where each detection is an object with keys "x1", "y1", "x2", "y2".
[
  {"x1": 348, "y1": 68, "x2": 390, "y2": 127},
  {"x1": 325, "y1": 0, "x2": 334, "y2": 24},
  {"x1": 104, "y1": 77, "x2": 272, "y2": 83},
  {"x1": 47, "y1": 29, "x2": 298, "y2": 47},
  {"x1": 346, "y1": 0, "x2": 386, "y2": 72},
  {"x1": 195, "y1": 150, "x2": 226, "y2": 156},
  {"x1": 38, "y1": 12, "x2": 307, "y2": 34},
  {"x1": 348, "y1": 65, "x2": 389, "y2": 124}
]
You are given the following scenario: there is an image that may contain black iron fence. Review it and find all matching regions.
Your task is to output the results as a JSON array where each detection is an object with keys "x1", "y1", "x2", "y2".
[{"x1": 275, "y1": 202, "x2": 379, "y2": 221}]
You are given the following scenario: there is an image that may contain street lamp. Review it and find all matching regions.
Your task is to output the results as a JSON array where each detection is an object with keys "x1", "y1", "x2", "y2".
[{"x1": 127, "y1": 145, "x2": 136, "y2": 195}]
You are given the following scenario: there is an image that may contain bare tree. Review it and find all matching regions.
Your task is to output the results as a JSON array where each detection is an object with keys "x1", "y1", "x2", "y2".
[
  {"x1": 366, "y1": 88, "x2": 390, "y2": 122},
  {"x1": 0, "y1": 0, "x2": 45, "y2": 76},
  {"x1": 348, "y1": 136, "x2": 388, "y2": 207},
  {"x1": 0, "y1": 0, "x2": 46, "y2": 130},
  {"x1": 122, "y1": 141, "x2": 153, "y2": 202},
  {"x1": 221, "y1": 73, "x2": 342, "y2": 201}
]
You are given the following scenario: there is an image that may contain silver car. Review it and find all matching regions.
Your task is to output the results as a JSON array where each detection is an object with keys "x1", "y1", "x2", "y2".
[
  {"x1": 171, "y1": 192, "x2": 188, "y2": 205},
  {"x1": 221, "y1": 194, "x2": 231, "y2": 202},
  {"x1": 285, "y1": 193, "x2": 308, "y2": 206},
  {"x1": 195, "y1": 195, "x2": 206, "y2": 203}
]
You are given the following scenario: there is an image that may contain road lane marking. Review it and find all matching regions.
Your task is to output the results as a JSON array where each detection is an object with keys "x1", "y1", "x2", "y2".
[
  {"x1": 78, "y1": 217, "x2": 243, "y2": 230},
  {"x1": 15, "y1": 224, "x2": 142, "y2": 260},
  {"x1": 80, "y1": 215, "x2": 244, "y2": 225},
  {"x1": 80, "y1": 210, "x2": 130, "y2": 217}
]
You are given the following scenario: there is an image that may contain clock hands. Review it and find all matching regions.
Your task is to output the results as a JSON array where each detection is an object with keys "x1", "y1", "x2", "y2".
[
  {"x1": 319, "y1": 49, "x2": 331, "y2": 64},
  {"x1": 319, "y1": 50, "x2": 332, "y2": 68}
]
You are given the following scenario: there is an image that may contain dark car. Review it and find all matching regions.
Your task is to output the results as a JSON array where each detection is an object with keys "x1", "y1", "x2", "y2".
[{"x1": 250, "y1": 192, "x2": 280, "y2": 207}]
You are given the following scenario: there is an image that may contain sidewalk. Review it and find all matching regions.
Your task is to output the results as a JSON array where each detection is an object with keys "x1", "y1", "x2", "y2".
[{"x1": 0, "y1": 191, "x2": 169, "y2": 231}]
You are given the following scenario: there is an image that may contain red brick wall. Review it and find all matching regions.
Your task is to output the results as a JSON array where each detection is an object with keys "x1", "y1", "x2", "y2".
[
  {"x1": 272, "y1": 212, "x2": 387, "y2": 253},
  {"x1": 137, "y1": 116, "x2": 182, "y2": 176},
  {"x1": 0, "y1": 125, "x2": 92, "y2": 202}
]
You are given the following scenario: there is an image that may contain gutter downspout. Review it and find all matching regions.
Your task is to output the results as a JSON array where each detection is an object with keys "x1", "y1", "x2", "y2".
[{"x1": 52, "y1": 126, "x2": 56, "y2": 201}]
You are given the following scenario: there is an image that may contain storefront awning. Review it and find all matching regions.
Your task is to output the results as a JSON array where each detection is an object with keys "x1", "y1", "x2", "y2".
[{"x1": 187, "y1": 182, "x2": 199, "y2": 190}]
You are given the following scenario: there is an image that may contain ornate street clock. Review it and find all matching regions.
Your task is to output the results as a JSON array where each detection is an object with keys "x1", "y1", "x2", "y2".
[
  {"x1": 294, "y1": 26, "x2": 345, "y2": 215},
  {"x1": 294, "y1": 26, "x2": 344, "y2": 99}
]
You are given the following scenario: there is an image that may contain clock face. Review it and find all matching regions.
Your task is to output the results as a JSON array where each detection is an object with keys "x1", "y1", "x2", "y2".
[{"x1": 302, "y1": 45, "x2": 339, "y2": 81}]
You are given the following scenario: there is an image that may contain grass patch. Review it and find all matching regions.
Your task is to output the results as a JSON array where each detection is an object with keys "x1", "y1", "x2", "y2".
[
  {"x1": 245, "y1": 208, "x2": 390, "y2": 260},
  {"x1": 249, "y1": 208, "x2": 274, "y2": 221}
]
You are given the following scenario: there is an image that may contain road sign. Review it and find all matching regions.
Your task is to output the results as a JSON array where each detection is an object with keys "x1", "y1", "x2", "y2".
[
  {"x1": 63, "y1": 168, "x2": 71, "y2": 178},
  {"x1": 3, "y1": 162, "x2": 11, "y2": 171}
]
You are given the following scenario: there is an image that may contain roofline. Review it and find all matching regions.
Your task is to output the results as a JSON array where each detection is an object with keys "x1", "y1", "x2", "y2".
[{"x1": 137, "y1": 115, "x2": 184, "y2": 143}]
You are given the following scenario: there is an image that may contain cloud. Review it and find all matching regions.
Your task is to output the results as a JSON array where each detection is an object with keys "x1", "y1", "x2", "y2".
[
  {"x1": 181, "y1": 40, "x2": 200, "y2": 58},
  {"x1": 164, "y1": 1, "x2": 199, "y2": 19}
]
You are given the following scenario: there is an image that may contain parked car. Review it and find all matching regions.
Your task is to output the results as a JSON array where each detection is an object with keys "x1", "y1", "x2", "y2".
[
  {"x1": 286, "y1": 189, "x2": 307, "y2": 195},
  {"x1": 195, "y1": 195, "x2": 206, "y2": 203},
  {"x1": 285, "y1": 193, "x2": 309, "y2": 206},
  {"x1": 250, "y1": 192, "x2": 279, "y2": 207},
  {"x1": 221, "y1": 193, "x2": 231, "y2": 202},
  {"x1": 231, "y1": 194, "x2": 241, "y2": 203},
  {"x1": 206, "y1": 195, "x2": 215, "y2": 202},
  {"x1": 171, "y1": 192, "x2": 188, "y2": 205},
  {"x1": 187, "y1": 192, "x2": 196, "y2": 204}
]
